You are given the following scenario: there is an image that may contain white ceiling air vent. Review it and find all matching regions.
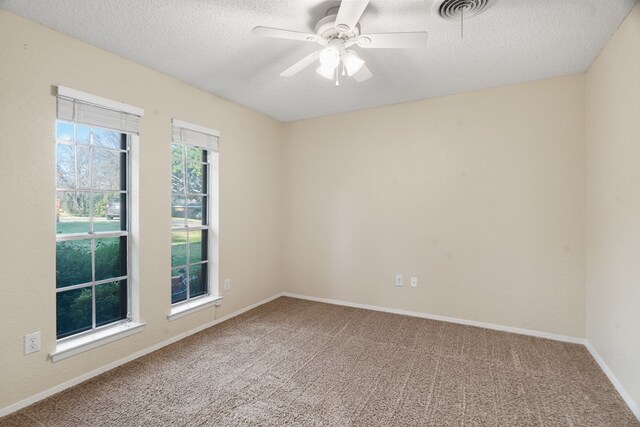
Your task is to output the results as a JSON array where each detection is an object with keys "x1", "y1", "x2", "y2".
[{"x1": 433, "y1": 0, "x2": 494, "y2": 21}]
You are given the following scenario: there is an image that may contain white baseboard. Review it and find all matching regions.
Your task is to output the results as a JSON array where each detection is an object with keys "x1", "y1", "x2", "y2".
[
  {"x1": 282, "y1": 292, "x2": 585, "y2": 344},
  {"x1": 0, "y1": 292, "x2": 284, "y2": 418},
  {"x1": 585, "y1": 341, "x2": 640, "y2": 421}
]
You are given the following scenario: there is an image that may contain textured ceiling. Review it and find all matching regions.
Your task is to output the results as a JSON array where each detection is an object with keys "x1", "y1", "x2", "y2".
[{"x1": 1, "y1": 0, "x2": 637, "y2": 121}]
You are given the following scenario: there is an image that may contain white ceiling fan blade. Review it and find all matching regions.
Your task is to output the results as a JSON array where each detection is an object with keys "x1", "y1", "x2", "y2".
[
  {"x1": 353, "y1": 64, "x2": 372, "y2": 82},
  {"x1": 280, "y1": 51, "x2": 320, "y2": 77},
  {"x1": 335, "y1": 0, "x2": 370, "y2": 33},
  {"x1": 252, "y1": 26, "x2": 320, "y2": 43},
  {"x1": 358, "y1": 32, "x2": 429, "y2": 48}
]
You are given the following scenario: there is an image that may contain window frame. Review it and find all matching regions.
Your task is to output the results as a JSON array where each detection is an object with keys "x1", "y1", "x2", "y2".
[
  {"x1": 169, "y1": 120, "x2": 220, "y2": 316},
  {"x1": 55, "y1": 121, "x2": 132, "y2": 342}
]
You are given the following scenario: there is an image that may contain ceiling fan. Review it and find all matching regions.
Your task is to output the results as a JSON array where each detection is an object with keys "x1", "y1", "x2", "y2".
[{"x1": 252, "y1": 0, "x2": 429, "y2": 85}]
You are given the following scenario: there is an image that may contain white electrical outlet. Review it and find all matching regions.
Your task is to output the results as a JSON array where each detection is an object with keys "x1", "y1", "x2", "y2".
[
  {"x1": 410, "y1": 277, "x2": 418, "y2": 288},
  {"x1": 24, "y1": 332, "x2": 41, "y2": 355},
  {"x1": 395, "y1": 274, "x2": 403, "y2": 287},
  {"x1": 224, "y1": 279, "x2": 231, "y2": 291}
]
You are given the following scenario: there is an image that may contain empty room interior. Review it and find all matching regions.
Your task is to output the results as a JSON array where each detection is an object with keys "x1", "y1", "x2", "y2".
[{"x1": 1, "y1": 0, "x2": 639, "y2": 425}]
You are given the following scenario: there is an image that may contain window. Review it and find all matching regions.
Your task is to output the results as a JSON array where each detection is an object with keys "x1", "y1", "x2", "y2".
[
  {"x1": 55, "y1": 87, "x2": 142, "y2": 341},
  {"x1": 170, "y1": 120, "x2": 219, "y2": 307}
]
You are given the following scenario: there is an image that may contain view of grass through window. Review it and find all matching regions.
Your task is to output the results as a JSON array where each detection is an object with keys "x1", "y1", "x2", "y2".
[{"x1": 55, "y1": 121, "x2": 128, "y2": 339}]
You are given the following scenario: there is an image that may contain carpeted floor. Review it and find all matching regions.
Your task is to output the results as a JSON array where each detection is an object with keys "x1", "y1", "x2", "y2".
[{"x1": 1, "y1": 296, "x2": 638, "y2": 426}]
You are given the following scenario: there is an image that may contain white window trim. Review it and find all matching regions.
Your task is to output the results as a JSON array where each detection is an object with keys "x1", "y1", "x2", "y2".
[
  {"x1": 53, "y1": 86, "x2": 143, "y2": 359},
  {"x1": 172, "y1": 118, "x2": 219, "y2": 138},
  {"x1": 169, "y1": 119, "x2": 220, "y2": 318},
  {"x1": 57, "y1": 86, "x2": 144, "y2": 117},
  {"x1": 50, "y1": 321, "x2": 146, "y2": 362},
  {"x1": 168, "y1": 295, "x2": 223, "y2": 321}
]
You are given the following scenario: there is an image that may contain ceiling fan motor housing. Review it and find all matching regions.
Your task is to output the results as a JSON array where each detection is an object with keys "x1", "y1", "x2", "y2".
[{"x1": 315, "y1": 13, "x2": 361, "y2": 40}]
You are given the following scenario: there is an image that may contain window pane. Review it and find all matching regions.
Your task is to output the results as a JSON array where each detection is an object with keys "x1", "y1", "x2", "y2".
[
  {"x1": 188, "y1": 230, "x2": 207, "y2": 263},
  {"x1": 171, "y1": 267, "x2": 187, "y2": 304},
  {"x1": 93, "y1": 128, "x2": 123, "y2": 149},
  {"x1": 93, "y1": 148, "x2": 123, "y2": 191},
  {"x1": 94, "y1": 192, "x2": 125, "y2": 232},
  {"x1": 189, "y1": 263, "x2": 207, "y2": 298},
  {"x1": 57, "y1": 287, "x2": 93, "y2": 338},
  {"x1": 56, "y1": 122, "x2": 74, "y2": 143},
  {"x1": 186, "y1": 146, "x2": 205, "y2": 163},
  {"x1": 171, "y1": 231, "x2": 187, "y2": 267},
  {"x1": 171, "y1": 195, "x2": 186, "y2": 228},
  {"x1": 171, "y1": 144, "x2": 185, "y2": 194},
  {"x1": 96, "y1": 281, "x2": 126, "y2": 327},
  {"x1": 171, "y1": 143, "x2": 211, "y2": 305},
  {"x1": 77, "y1": 125, "x2": 91, "y2": 145},
  {"x1": 78, "y1": 147, "x2": 91, "y2": 189},
  {"x1": 56, "y1": 192, "x2": 90, "y2": 234},
  {"x1": 56, "y1": 144, "x2": 76, "y2": 189},
  {"x1": 186, "y1": 196, "x2": 205, "y2": 227},
  {"x1": 187, "y1": 161, "x2": 205, "y2": 194},
  {"x1": 55, "y1": 121, "x2": 129, "y2": 338},
  {"x1": 95, "y1": 237, "x2": 126, "y2": 281},
  {"x1": 56, "y1": 239, "x2": 92, "y2": 288}
]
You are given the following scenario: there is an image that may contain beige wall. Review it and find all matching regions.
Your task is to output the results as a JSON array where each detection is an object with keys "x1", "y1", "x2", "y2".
[
  {"x1": 0, "y1": 10, "x2": 282, "y2": 409},
  {"x1": 586, "y1": 2, "x2": 640, "y2": 412},
  {"x1": 282, "y1": 75, "x2": 586, "y2": 338}
]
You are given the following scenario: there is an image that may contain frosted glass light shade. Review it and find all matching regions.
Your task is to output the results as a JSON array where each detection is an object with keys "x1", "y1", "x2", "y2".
[
  {"x1": 342, "y1": 51, "x2": 365, "y2": 76},
  {"x1": 316, "y1": 64, "x2": 335, "y2": 79},
  {"x1": 318, "y1": 47, "x2": 340, "y2": 69}
]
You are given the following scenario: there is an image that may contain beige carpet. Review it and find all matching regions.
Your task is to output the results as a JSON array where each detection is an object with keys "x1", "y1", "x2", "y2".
[{"x1": 1, "y1": 297, "x2": 637, "y2": 426}]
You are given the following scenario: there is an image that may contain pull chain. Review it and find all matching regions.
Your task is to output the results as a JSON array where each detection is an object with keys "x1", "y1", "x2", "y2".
[{"x1": 461, "y1": 5, "x2": 464, "y2": 39}]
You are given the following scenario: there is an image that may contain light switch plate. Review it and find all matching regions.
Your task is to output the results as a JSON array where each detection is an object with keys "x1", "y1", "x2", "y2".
[{"x1": 395, "y1": 274, "x2": 403, "y2": 287}]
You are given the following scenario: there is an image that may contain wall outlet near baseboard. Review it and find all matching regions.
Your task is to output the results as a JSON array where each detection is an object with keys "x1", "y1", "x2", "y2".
[
  {"x1": 395, "y1": 274, "x2": 403, "y2": 287},
  {"x1": 24, "y1": 332, "x2": 41, "y2": 355},
  {"x1": 224, "y1": 279, "x2": 231, "y2": 291},
  {"x1": 410, "y1": 277, "x2": 418, "y2": 288}
]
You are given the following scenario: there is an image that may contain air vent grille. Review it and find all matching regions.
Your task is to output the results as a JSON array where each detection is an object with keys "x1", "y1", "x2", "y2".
[{"x1": 436, "y1": 0, "x2": 491, "y2": 20}]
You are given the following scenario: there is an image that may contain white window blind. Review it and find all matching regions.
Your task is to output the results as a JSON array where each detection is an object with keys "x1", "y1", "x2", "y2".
[
  {"x1": 172, "y1": 119, "x2": 219, "y2": 151},
  {"x1": 56, "y1": 86, "x2": 144, "y2": 134}
]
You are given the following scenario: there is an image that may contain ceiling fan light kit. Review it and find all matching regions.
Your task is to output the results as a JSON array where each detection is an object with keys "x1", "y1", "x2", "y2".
[{"x1": 252, "y1": 0, "x2": 429, "y2": 85}]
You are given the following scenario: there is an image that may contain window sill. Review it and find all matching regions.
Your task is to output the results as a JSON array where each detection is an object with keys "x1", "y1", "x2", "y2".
[
  {"x1": 50, "y1": 321, "x2": 146, "y2": 363},
  {"x1": 168, "y1": 295, "x2": 222, "y2": 321}
]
